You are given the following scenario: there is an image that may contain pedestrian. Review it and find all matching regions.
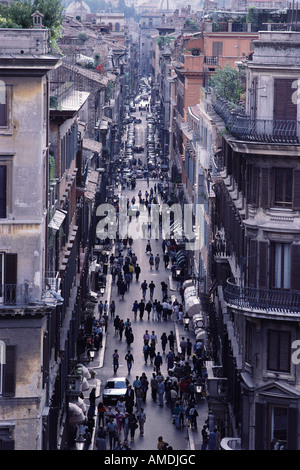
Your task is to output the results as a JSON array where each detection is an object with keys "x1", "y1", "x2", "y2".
[
  {"x1": 161, "y1": 281, "x2": 168, "y2": 300},
  {"x1": 157, "y1": 380, "x2": 165, "y2": 407},
  {"x1": 114, "y1": 315, "x2": 120, "y2": 334},
  {"x1": 149, "y1": 253, "x2": 154, "y2": 269},
  {"x1": 155, "y1": 254, "x2": 160, "y2": 270},
  {"x1": 97, "y1": 402, "x2": 106, "y2": 427},
  {"x1": 118, "y1": 320, "x2": 125, "y2": 340},
  {"x1": 189, "y1": 404, "x2": 199, "y2": 429},
  {"x1": 88, "y1": 387, "x2": 96, "y2": 417},
  {"x1": 98, "y1": 300, "x2": 103, "y2": 316},
  {"x1": 186, "y1": 338, "x2": 192, "y2": 359},
  {"x1": 106, "y1": 417, "x2": 117, "y2": 450},
  {"x1": 201, "y1": 425, "x2": 209, "y2": 450},
  {"x1": 95, "y1": 427, "x2": 107, "y2": 450},
  {"x1": 141, "y1": 280, "x2": 148, "y2": 299},
  {"x1": 129, "y1": 413, "x2": 138, "y2": 441},
  {"x1": 136, "y1": 407, "x2": 146, "y2": 435},
  {"x1": 139, "y1": 299, "x2": 145, "y2": 319},
  {"x1": 110, "y1": 300, "x2": 116, "y2": 318},
  {"x1": 135, "y1": 386, "x2": 144, "y2": 411},
  {"x1": 168, "y1": 331, "x2": 176, "y2": 351},
  {"x1": 123, "y1": 413, "x2": 130, "y2": 441},
  {"x1": 116, "y1": 408, "x2": 124, "y2": 436},
  {"x1": 161, "y1": 332, "x2": 168, "y2": 353},
  {"x1": 180, "y1": 337, "x2": 187, "y2": 357},
  {"x1": 146, "y1": 240, "x2": 152, "y2": 254},
  {"x1": 143, "y1": 341, "x2": 150, "y2": 364},
  {"x1": 145, "y1": 300, "x2": 152, "y2": 320},
  {"x1": 208, "y1": 428, "x2": 216, "y2": 450},
  {"x1": 154, "y1": 351, "x2": 163, "y2": 373},
  {"x1": 150, "y1": 373, "x2": 158, "y2": 402},
  {"x1": 157, "y1": 436, "x2": 167, "y2": 450},
  {"x1": 172, "y1": 401, "x2": 182, "y2": 429},
  {"x1": 152, "y1": 299, "x2": 158, "y2": 321},
  {"x1": 163, "y1": 252, "x2": 169, "y2": 269},
  {"x1": 141, "y1": 373, "x2": 149, "y2": 401},
  {"x1": 125, "y1": 385, "x2": 135, "y2": 414},
  {"x1": 125, "y1": 350, "x2": 134, "y2": 374},
  {"x1": 135, "y1": 263, "x2": 141, "y2": 281},
  {"x1": 126, "y1": 327, "x2": 134, "y2": 348},
  {"x1": 132, "y1": 300, "x2": 139, "y2": 319},
  {"x1": 113, "y1": 349, "x2": 119, "y2": 374},
  {"x1": 149, "y1": 280, "x2": 155, "y2": 300},
  {"x1": 156, "y1": 301, "x2": 163, "y2": 321},
  {"x1": 166, "y1": 349, "x2": 175, "y2": 370}
]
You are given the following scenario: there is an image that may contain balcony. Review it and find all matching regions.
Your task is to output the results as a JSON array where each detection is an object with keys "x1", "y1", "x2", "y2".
[
  {"x1": 0, "y1": 284, "x2": 29, "y2": 307},
  {"x1": 224, "y1": 278, "x2": 300, "y2": 314},
  {"x1": 212, "y1": 96, "x2": 300, "y2": 144},
  {"x1": 204, "y1": 56, "x2": 219, "y2": 65}
]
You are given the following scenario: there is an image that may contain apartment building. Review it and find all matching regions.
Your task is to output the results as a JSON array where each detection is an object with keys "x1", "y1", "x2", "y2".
[{"x1": 206, "y1": 30, "x2": 300, "y2": 450}]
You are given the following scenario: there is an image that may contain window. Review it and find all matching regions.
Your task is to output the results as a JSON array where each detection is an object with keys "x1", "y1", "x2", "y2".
[
  {"x1": 0, "y1": 345, "x2": 16, "y2": 397},
  {"x1": 274, "y1": 168, "x2": 293, "y2": 207},
  {"x1": 0, "y1": 156, "x2": 13, "y2": 218},
  {"x1": 0, "y1": 82, "x2": 12, "y2": 134},
  {"x1": 271, "y1": 242, "x2": 291, "y2": 289},
  {"x1": 267, "y1": 329, "x2": 291, "y2": 373},
  {"x1": 0, "y1": 253, "x2": 17, "y2": 305},
  {"x1": 269, "y1": 405, "x2": 288, "y2": 450},
  {"x1": 0, "y1": 166, "x2": 6, "y2": 218},
  {"x1": 212, "y1": 41, "x2": 223, "y2": 57},
  {"x1": 274, "y1": 79, "x2": 297, "y2": 121}
]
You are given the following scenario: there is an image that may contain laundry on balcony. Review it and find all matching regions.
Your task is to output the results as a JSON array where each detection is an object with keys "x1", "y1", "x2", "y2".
[{"x1": 48, "y1": 209, "x2": 67, "y2": 231}]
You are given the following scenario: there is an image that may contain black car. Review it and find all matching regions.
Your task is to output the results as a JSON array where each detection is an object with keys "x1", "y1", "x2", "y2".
[{"x1": 103, "y1": 377, "x2": 129, "y2": 404}]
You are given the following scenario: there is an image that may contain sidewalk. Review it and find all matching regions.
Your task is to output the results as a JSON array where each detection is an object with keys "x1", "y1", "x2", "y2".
[{"x1": 169, "y1": 275, "x2": 209, "y2": 451}]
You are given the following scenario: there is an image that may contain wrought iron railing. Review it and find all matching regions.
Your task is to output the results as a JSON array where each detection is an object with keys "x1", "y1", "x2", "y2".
[
  {"x1": 204, "y1": 56, "x2": 219, "y2": 65},
  {"x1": 212, "y1": 96, "x2": 300, "y2": 144},
  {"x1": 224, "y1": 278, "x2": 300, "y2": 313},
  {"x1": 0, "y1": 284, "x2": 29, "y2": 306}
]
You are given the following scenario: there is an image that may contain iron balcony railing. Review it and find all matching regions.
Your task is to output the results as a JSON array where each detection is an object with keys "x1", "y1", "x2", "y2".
[
  {"x1": 204, "y1": 56, "x2": 219, "y2": 65},
  {"x1": 212, "y1": 95, "x2": 300, "y2": 144},
  {"x1": 0, "y1": 284, "x2": 29, "y2": 306},
  {"x1": 224, "y1": 277, "x2": 300, "y2": 313}
]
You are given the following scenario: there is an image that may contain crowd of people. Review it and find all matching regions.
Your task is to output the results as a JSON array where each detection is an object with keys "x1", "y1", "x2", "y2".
[{"x1": 76, "y1": 180, "x2": 220, "y2": 451}]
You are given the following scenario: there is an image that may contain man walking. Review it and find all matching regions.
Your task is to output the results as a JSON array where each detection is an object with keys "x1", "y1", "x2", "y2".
[
  {"x1": 141, "y1": 280, "x2": 148, "y2": 299},
  {"x1": 125, "y1": 350, "x2": 134, "y2": 374},
  {"x1": 113, "y1": 349, "x2": 119, "y2": 375}
]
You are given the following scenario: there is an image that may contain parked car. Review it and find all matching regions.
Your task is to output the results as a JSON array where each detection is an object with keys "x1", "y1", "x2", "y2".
[
  {"x1": 103, "y1": 377, "x2": 129, "y2": 404},
  {"x1": 133, "y1": 145, "x2": 144, "y2": 152}
]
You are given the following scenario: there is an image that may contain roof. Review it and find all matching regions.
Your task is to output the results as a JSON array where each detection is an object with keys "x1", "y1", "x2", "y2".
[
  {"x1": 85, "y1": 169, "x2": 100, "y2": 201},
  {"x1": 83, "y1": 138, "x2": 102, "y2": 153}
]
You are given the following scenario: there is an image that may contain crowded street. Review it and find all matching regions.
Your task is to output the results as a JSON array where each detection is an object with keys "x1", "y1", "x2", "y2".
[{"x1": 76, "y1": 97, "x2": 211, "y2": 452}]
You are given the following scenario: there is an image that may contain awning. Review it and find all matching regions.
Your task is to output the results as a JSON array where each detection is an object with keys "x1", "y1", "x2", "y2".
[
  {"x1": 48, "y1": 209, "x2": 67, "y2": 231},
  {"x1": 184, "y1": 285, "x2": 201, "y2": 315},
  {"x1": 83, "y1": 138, "x2": 102, "y2": 154},
  {"x1": 68, "y1": 402, "x2": 85, "y2": 424},
  {"x1": 85, "y1": 169, "x2": 99, "y2": 202}
]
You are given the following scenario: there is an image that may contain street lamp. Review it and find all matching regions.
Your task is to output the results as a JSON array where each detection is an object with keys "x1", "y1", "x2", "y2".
[
  {"x1": 88, "y1": 346, "x2": 97, "y2": 361},
  {"x1": 183, "y1": 313, "x2": 190, "y2": 330},
  {"x1": 75, "y1": 434, "x2": 86, "y2": 451},
  {"x1": 99, "y1": 283, "x2": 105, "y2": 296}
]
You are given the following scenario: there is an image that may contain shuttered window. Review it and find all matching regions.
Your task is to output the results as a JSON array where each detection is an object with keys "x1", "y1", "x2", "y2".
[
  {"x1": 0, "y1": 165, "x2": 6, "y2": 218},
  {"x1": 274, "y1": 168, "x2": 293, "y2": 207},
  {"x1": 259, "y1": 241, "x2": 268, "y2": 288},
  {"x1": 267, "y1": 329, "x2": 291, "y2": 372},
  {"x1": 292, "y1": 169, "x2": 300, "y2": 210},
  {"x1": 274, "y1": 79, "x2": 297, "y2": 120},
  {"x1": 2, "y1": 345, "x2": 16, "y2": 397},
  {"x1": 270, "y1": 243, "x2": 290, "y2": 289},
  {"x1": 212, "y1": 41, "x2": 223, "y2": 57},
  {"x1": 291, "y1": 244, "x2": 300, "y2": 291}
]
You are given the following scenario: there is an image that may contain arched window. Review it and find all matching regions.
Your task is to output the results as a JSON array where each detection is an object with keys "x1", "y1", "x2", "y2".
[{"x1": 115, "y1": 22, "x2": 120, "y2": 32}]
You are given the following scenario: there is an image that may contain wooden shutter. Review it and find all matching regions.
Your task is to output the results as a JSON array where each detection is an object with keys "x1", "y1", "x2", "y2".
[
  {"x1": 291, "y1": 245, "x2": 300, "y2": 290},
  {"x1": 3, "y1": 345, "x2": 16, "y2": 397},
  {"x1": 260, "y1": 167, "x2": 269, "y2": 209},
  {"x1": 0, "y1": 90, "x2": 7, "y2": 126},
  {"x1": 259, "y1": 241, "x2": 268, "y2": 288},
  {"x1": 248, "y1": 239, "x2": 257, "y2": 287},
  {"x1": 279, "y1": 331, "x2": 291, "y2": 372},
  {"x1": 212, "y1": 41, "x2": 223, "y2": 56},
  {"x1": 292, "y1": 169, "x2": 300, "y2": 210},
  {"x1": 4, "y1": 253, "x2": 17, "y2": 285},
  {"x1": 255, "y1": 403, "x2": 265, "y2": 450},
  {"x1": 0, "y1": 165, "x2": 6, "y2": 218},
  {"x1": 274, "y1": 79, "x2": 297, "y2": 120},
  {"x1": 287, "y1": 408, "x2": 298, "y2": 450},
  {"x1": 251, "y1": 166, "x2": 259, "y2": 207}
]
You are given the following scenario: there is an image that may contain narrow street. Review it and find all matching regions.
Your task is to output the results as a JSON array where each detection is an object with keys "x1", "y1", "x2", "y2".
[{"x1": 82, "y1": 107, "x2": 208, "y2": 451}]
